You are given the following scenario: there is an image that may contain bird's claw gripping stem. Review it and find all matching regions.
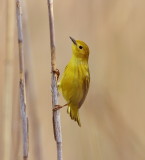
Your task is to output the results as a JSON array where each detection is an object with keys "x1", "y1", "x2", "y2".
[
  {"x1": 53, "y1": 104, "x2": 68, "y2": 111},
  {"x1": 53, "y1": 105, "x2": 63, "y2": 111},
  {"x1": 52, "y1": 69, "x2": 60, "y2": 81}
]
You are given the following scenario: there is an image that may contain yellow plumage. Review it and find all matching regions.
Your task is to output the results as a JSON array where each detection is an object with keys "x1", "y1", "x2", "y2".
[{"x1": 58, "y1": 37, "x2": 90, "y2": 126}]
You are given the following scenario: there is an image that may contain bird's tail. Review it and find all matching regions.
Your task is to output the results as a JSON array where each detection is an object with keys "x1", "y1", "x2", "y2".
[{"x1": 67, "y1": 105, "x2": 81, "y2": 127}]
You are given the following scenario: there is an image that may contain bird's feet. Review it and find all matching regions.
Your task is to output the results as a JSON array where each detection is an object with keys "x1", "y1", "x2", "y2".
[
  {"x1": 52, "y1": 69, "x2": 60, "y2": 81},
  {"x1": 53, "y1": 104, "x2": 68, "y2": 111},
  {"x1": 53, "y1": 105, "x2": 63, "y2": 111}
]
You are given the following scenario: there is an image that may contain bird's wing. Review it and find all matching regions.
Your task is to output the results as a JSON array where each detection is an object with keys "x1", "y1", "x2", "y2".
[{"x1": 78, "y1": 74, "x2": 90, "y2": 108}]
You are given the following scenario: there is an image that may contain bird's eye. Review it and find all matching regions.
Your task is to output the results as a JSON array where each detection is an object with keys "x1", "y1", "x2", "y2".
[{"x1": 79, "y1": 46, "x2": 83, "y2": 49}]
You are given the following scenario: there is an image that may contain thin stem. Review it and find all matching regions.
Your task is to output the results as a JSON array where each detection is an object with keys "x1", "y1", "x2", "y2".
[
  {"x1": 23, "y1": 2, "x2": 43, "y2": 159},
  {"x1": 47, "y1": 0, "x2": 63, "y2": 160},
  {"x1": 16, "y1": 0, "x2": 29, "y2": 158}
]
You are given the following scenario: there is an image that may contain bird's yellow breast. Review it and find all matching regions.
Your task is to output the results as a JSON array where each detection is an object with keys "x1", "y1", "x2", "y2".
[{"x1": 59, "y1": 56, "x2": 90, "y2": 107}]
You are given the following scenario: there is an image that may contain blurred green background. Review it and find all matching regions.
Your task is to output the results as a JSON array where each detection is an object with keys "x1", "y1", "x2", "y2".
[{"x1": 1, "y1": 0, "x2": 145, "y2": 159}]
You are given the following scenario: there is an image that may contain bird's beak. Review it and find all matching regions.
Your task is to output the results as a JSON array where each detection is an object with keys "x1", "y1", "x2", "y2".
[{"x1": 70, "y1": 36, "x2": 77, "y2": 45}]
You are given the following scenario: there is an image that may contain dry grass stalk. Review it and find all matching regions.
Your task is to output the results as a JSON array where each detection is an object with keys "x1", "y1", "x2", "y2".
[
  {"x1": 16, "y1": 0, "x2": 29, "y2": 158},
  {"x1": 22, "y1": 2, "x2": 43, "y2": 159},
  {"x1": 47, "y1": 0, "x2": 63, "y2": 159}
]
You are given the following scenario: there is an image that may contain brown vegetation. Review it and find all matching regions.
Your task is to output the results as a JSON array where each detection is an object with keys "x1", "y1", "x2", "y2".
[{"x1": 1, "y1": 0, "x2": 145, "y2": 159}]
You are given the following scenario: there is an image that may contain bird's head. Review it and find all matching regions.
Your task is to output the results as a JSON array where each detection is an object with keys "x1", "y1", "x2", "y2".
[{"x1": 70, "y1": 37, "x2": 89, "y2": 60}]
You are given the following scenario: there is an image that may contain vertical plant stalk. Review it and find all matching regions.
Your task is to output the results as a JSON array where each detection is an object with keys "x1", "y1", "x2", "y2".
[
  {"x1": 23, "y1": 2, "x2": 43, "y2": 159},
  {"x1": 47, "y1": 0, "x2": 63, "y2": 160},
  {"x1": 3, "y1": 0, "x2": 15, "y2": 159},
  {"x1": 16, "y1": 0, "x2": 29, "y2": 158}
]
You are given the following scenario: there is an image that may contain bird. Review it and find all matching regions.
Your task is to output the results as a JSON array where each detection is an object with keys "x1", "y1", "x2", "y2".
[{"x1": 56, "y1": 37, "x2": 90, "y2": 126}]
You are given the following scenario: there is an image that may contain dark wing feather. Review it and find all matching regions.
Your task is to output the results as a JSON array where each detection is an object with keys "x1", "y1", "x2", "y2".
[{"x1": 78, "y1": 74, "x2": 90, "y2": 108}]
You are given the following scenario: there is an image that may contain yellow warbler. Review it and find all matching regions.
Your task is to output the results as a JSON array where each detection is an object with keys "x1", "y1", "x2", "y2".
[{"x1": 58, "y1": 37, "x2": 90, "y2": 126}]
